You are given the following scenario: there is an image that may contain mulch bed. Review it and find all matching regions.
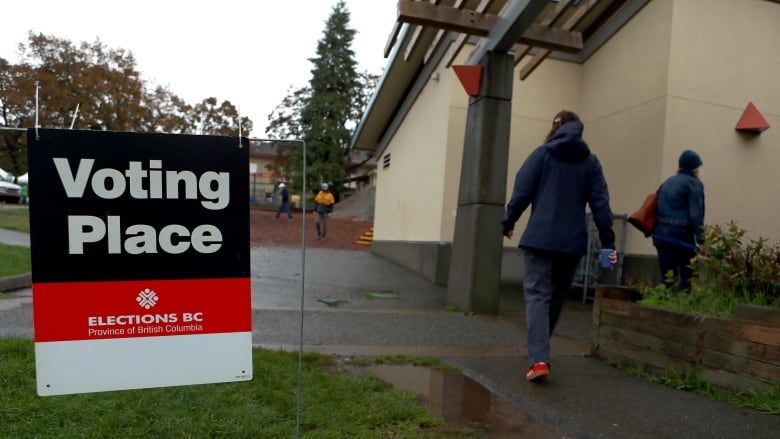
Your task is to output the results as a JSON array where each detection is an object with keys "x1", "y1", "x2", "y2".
[{"x1": 249, "y1": 207, "x2": 372, "y2": 251}]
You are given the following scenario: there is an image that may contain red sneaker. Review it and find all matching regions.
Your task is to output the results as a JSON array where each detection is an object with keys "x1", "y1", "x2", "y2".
[{"x1": 526, "y1": 362, "x2": 550, "y2": 382}]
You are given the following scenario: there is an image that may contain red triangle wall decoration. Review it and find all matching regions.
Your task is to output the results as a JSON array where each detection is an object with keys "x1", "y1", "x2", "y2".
[
  {"x1": 452, "y1": 65, "x2": 483, "y2": 97},
  {"x1": 735, "y1": 101, "x2": 770, "y2": 133}
]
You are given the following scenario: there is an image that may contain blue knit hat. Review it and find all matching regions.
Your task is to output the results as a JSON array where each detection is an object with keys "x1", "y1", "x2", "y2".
[{"x1": 678, "y1": 150, "x2": 702, "y2": 171}]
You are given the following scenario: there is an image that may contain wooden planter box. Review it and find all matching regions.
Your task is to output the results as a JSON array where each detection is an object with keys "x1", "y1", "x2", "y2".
[{"x1": 592, "y1": 285, "x2": 780, "y2": 391}]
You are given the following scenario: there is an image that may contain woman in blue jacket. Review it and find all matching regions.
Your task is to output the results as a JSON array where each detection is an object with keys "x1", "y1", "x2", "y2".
[
  {"x1": 653, "y1": 150, "x2": 705, "y2": 292},
  {"x1": 502, "y1": 110, "x2": 617, "y2": 383}
]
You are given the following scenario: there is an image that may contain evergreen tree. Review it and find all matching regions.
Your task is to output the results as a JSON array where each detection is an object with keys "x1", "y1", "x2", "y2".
[
  {"x1": 294, "y1": 0, "x2": 360, "y2": 195},
  {"x1": 264, "y1": 85, "x2": 311, "y2": 184}
]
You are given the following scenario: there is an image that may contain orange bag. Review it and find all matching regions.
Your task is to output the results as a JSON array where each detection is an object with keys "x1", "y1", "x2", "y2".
[{"x1": 627, "y1": 192, "x2": 658, "y2": 237}]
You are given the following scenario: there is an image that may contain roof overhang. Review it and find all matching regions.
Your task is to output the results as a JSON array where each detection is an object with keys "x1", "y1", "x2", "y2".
[{"x1": 352, "y1": 0, "x2": 650, "y2": 152}]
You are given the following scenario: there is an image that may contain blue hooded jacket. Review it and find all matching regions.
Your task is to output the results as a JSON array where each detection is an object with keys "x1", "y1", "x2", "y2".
[
  {"x1": 652, "y1": 169, "x2": 705, "y2": 250},
  {"x1": 501, "y1": 121, "x2": 615, "y2": 255}
]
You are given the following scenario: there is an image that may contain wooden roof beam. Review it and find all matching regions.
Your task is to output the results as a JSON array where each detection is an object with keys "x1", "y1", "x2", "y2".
[
  {"x1": 400, "y1": 0, "x2": 582, "y2": 58},
  {"x1": 442, "y1": 0, "x2": 495, "y2": 67},
  {"x1": 384, "y1": 22, "x2": 403, "y2": 58},
  {"x1": 560, "y1": 0, "x2": 606, "y2": 32},
  {"x1": 398, "y1": 0, "x2": 496, "y2": 36},
  {"x1": 519, "y1": 0, "x2": 604, "y2": 80},
  {"x1": 404, "y1": 1, "x2": 441, "y2": 62},
  {"x1": 424, "y1": 0, "x2": 468, "y2": 65},
  {"x1": 467, "y1": 0, "x2": 550, "y2": 63},
  {"x1": 518, "y1": 25, "x2": 582, "y2": 53},
  {"x1": 514, "y1": 0, "x2": 574, "y2": 65},
  {"x1": 443, "y1": 33, "x2": 470, "y2": 68}
]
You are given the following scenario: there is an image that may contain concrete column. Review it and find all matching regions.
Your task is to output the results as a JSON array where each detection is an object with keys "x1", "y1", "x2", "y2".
[{"x1": 446, "y1": 51, "x2": 513, "y2": 314}]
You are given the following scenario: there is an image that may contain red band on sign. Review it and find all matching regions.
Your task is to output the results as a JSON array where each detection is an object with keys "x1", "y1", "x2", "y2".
[{"x1": 32, "y1": 278, "x2": 251, "y2": 342}]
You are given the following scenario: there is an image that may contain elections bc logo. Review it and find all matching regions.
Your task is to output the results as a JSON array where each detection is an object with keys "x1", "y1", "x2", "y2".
[{"x1": 136, "y1": 288, "x2": 159, "y2": 309}]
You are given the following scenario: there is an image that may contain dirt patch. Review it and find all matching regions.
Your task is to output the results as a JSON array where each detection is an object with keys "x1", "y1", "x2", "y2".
[
  {"x1": 253, "y1": 187, "x2": 375, "y2": 250},
  {"x1": 250, "y1": 207, "x2": 372, "y2": 252}
]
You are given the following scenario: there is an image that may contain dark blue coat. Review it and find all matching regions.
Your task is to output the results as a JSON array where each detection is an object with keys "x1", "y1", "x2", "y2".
[
  {"x1": 501, "y1": 121, "x2": 615, "y2": 255},
  {"x1": 652, "y1": 170, "x2": 705, "y2": 250},
  {"x1": 279, "y1": 186, "x2": 290, "y2": 203}
]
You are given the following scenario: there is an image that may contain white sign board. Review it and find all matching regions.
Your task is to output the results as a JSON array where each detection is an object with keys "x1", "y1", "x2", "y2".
[{"x1": 28, "y1": 129, "x2": 252, "y2": 395}]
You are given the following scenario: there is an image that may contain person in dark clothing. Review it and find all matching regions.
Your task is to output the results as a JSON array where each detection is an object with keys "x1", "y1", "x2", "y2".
[
  {"x1": 274, "y1": 183, "x2": 293, "y2": 220},
  {"x1": 652, "y1": 150, "x2": 705, "y2": 292},
  {"x1": 502, "y1": 110, "x2": 617, "y2": 383}
]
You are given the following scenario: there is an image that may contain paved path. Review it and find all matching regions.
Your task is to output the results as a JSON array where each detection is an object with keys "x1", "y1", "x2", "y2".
[
  {"x1": 0, "y1": 228, "x2": 30, "y2": 247},
  {"x1": 1, "y1": 233, "x2": 778, "y2": 438}
]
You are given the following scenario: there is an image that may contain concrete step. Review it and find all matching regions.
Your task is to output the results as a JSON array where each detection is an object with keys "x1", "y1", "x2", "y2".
[{"x1": 356, "y1": 228, "x2": 373, "y2": 246}]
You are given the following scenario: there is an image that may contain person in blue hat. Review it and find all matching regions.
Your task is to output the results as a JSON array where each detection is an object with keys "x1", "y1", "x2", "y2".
[{"x1": 652, "y1": 149, "x2": 705, "y2": 291}]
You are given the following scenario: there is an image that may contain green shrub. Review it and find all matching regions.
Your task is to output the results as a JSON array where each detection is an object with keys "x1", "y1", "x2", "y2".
[
  {"x1": 640, "y1": 222, "x2": 780, "y2": 316},
  {"x1": 0, "y1": 208, "x2": 29, "y2": 233},
  {"x1": 699, "y1": 222, "x2": 780, "y2": 306}
]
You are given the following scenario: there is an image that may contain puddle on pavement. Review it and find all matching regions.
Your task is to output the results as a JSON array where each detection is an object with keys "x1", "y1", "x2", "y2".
[{"x1": 363, "y1": 364, "x2": 562, "y2": 438}]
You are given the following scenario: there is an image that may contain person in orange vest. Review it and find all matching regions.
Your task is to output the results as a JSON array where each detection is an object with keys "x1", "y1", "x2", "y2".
[{"x1": 314, "y1": 183, "x2": 335, "y2": 240}]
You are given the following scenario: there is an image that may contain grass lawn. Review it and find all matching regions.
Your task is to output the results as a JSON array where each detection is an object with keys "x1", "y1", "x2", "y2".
[
  {"x1": 0, "y1": 207, "x2": 29, "y2": 233},
  {"x1": 0, "y1": 208, "x2": 476, "y2": 436},
  {"x1": 0, "y1": 243, "x2": 31, "y2": 276},
  {"x1": 0, "y1": 338, "x2": 475, "y2": 438},
  {"x1": 0, "y1": 208, "x2": 31, "y2": 276}
]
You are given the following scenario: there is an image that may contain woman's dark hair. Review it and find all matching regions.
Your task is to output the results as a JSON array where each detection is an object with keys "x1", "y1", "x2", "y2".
[{"x1": 545, "y1": 110, "x2": 581, "y2": 142}]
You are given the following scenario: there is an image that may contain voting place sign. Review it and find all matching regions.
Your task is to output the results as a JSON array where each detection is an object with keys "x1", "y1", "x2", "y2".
[{"x1": 28, "y1": 129, "x2": 251, "y2": 396}]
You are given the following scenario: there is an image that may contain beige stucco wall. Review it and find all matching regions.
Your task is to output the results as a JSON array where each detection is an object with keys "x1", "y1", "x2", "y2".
[
  {"x1": 664, "y1": 0, "x2": 780, "y2": 243},
  {"x1": 579, "y1": 0, "x2": 674, "y2": 255},
  {"x1": 373, "y1": 69, "x2": 452, "y2": 242},
  {"x1": 439, "y1": 67, "x2": 466, "y2": 241}
]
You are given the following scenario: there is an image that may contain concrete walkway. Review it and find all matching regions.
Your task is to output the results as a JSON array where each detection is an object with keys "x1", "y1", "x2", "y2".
[
  {"x1": 0, "y1": 228, "x2": 30, "y2": 247},
  {"x1": 1, "y1": 232, "x2": 778, "y2": 438}
]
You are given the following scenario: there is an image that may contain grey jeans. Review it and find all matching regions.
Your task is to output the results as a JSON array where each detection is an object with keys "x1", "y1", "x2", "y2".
[
  {"x1": 315, "y1": 212, "x2": 329, "y2": 238},
  {"x1": 522, "y1": 248, "x2": 581, "y2": 367}
]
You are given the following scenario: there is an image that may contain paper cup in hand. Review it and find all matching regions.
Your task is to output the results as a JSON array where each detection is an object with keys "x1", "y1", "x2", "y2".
[{"x1": 600, "y1": 249, "x2": 613, "y2": 268}]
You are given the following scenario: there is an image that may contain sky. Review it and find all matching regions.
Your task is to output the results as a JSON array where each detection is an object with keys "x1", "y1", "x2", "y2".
[{"x1": 0, "y1": 0, "x2": 398, "y2": 137}]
